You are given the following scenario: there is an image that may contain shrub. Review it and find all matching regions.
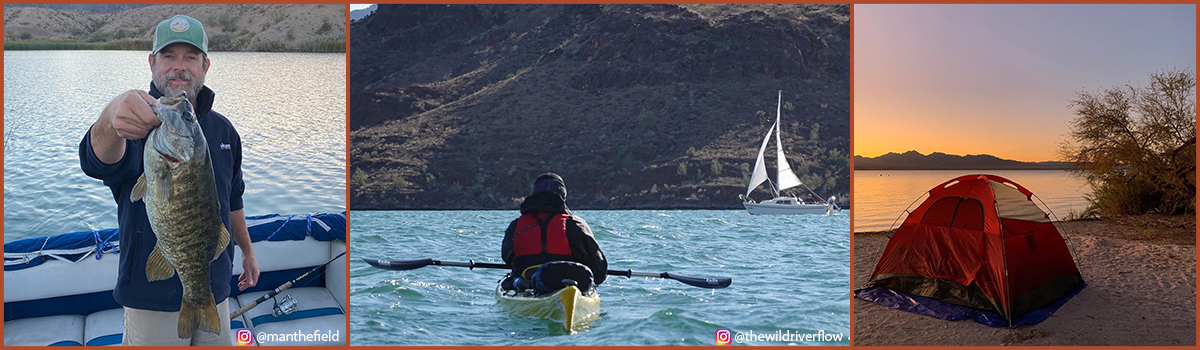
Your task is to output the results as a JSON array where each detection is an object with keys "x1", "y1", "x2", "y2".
[
  {"x1": 1061, "y1": 67, "x2": 1196, "y2": 215},
  {"x1": 316, "y1": 17, "x2": 333, "y2": 35}
]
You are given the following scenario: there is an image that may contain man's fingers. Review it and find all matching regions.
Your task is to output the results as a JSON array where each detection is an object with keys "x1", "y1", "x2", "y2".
[
  {"x1": 126, "y1": 93, "x2": 160, "y2": 127},
  {"x1": 135, "y1": 90, "x2": 156, "y2": 104},
  {"x1": 111, "y1": 117, "x2": 148, "y2": 140},
  {"x1": 237, "y1": 273, "x2": 258, "y2": 291},
  {"x1": 105, "y1": 90, "x2": 161, "y2": 140}
]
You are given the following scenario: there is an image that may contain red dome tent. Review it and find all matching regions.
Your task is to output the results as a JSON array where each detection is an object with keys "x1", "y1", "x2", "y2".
[{"x1": 856, "y1": 174, "x2": 1084, "y2": 327}]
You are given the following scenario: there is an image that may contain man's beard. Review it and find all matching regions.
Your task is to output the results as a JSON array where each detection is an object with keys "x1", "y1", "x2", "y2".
[{"x1": 152, "y1": 71, "x2": 204, "y2": 100}]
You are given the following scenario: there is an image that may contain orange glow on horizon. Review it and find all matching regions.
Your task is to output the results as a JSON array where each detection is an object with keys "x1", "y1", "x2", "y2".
[{"x1": 854, "y1": 5, "x2": 1195, "y2": 164}]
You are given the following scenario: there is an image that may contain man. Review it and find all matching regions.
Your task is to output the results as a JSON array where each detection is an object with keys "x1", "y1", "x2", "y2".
[
  {"x1": 501, "y1": 173, "x2": 607, "y2": 294},
  {"x1": 79, "y1": 14, "x2": 259, "y2": 346}
]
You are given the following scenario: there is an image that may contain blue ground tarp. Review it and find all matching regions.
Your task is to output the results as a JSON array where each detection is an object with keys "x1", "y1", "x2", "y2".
[{"x1": 854, "y1": 284, "x2": 1086, "y2": 327}]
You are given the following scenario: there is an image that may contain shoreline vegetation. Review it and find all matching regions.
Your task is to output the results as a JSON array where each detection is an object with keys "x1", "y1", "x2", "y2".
[
  {"x1": 3, "y1": 38, "x2": 345, "y2": 52},
  {"x1": 1059, "y1": 68, "x2": 1195, "y2": 217}
]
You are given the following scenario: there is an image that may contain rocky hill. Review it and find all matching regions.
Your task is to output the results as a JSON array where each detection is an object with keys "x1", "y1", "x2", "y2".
[
  {"x1": 855, "y1": 151, "x2": 1073, "y2": 170},
  {"x1": 5, "y1": 5, "x2": 150, "y2": 13},
  {"x1": 350, "y1": 4, "x2": 850, "y2": 210},
  {"x1": 4, "y1": 4, "x2": 345, "y2": 51},
  {"x1": 350, "y1": 5, "x2": 377, "y2": 21}
]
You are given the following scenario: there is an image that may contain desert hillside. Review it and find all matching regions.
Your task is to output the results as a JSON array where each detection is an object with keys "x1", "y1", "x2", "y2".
[
  {"x1": 4, "y1": 4, "x2": 345, "y2": 52},
  {"x1": 349, "y1": 4, "x2": 850, "y2": 210}
]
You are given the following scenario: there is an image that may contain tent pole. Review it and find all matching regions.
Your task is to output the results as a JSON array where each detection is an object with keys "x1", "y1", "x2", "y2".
[
  {"x1": 992, "y1": 187, "x2": 1014, "y2": 327},
  {"x1": 888, "y1": 191, "x2": 929, "y2": 232}
]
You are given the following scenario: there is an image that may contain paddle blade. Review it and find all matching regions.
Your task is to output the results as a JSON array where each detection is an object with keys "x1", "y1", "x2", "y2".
[
  {"x1": 664, "y1": 273, "x2": 732, "y2": 289},
  {"x1": 363, "y1": 258, "x2": 434, "y2": 271}
]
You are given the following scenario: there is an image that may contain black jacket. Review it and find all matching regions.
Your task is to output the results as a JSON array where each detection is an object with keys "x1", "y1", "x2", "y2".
[
  {"x1": 79, "y1": 83, "x2": 243, "y2": 311},
  {"x1": 502, "y1": 192, "x2": 607, "y2": 285}
]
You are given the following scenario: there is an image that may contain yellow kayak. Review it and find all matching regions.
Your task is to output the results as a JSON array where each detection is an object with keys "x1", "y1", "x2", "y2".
[{"x1": 495, "y1": 283, "x2": 601, "y2": 333}]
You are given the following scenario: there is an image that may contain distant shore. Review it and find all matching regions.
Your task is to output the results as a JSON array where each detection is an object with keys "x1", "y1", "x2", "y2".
[
  {"x1": 853, "y1": 215, "x2": 1196, "y2": 346},
  {"x1": 3, "y1": 38, "x2": 344, "y2": 52},
  {"x1": 348, "y1": 204, "x2": 853, "y2": 211}
]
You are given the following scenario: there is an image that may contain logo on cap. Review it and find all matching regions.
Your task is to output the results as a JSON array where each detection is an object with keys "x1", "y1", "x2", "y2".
[{"x1": 170, "y1": 17, "x2": 189, "y2": 32}]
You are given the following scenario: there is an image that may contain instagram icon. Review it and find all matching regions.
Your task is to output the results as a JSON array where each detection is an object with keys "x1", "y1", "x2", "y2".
[
  {"x1": 715, "y1": 328, "x2": 732, "y2": 345},
  {"x1": 235, "y1": 328, "x2": 254, "y2": 346}
]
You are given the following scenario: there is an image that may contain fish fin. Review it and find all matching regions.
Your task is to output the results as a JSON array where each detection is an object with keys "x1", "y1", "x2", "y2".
[
  {"x1": 215, "y1": 224, "x2": 230, "y2": 261},
  {"x1": 131, "y1": 174, "x2": 147, "y2": 202},
  {"x1": 178, "y1": 297, "x2": 222, "y2": 338},
  {"x1": 145, "y1": 245, "x2": 176, "y2": 282},
  {"x1": 150, "y1": 175, "x2": 171, "y2": 203}
]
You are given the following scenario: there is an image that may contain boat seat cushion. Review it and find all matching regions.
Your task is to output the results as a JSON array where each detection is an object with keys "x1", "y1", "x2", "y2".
[
  {"x1": 83, "y1": 308, "x2": 124, "y2": 346},
  {"x1": 4, "y1": 314, "x2": 86, "y2": 346},
  {"x1": 42, "y1": 297, "x2": 245, "y2": 346},
  {"x1": 237, "y1": 287, "x2": 345, "y2": 346}
]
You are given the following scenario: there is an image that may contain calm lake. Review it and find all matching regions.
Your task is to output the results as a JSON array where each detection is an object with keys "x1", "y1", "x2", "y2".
[
  {"x1": 350, "y1": 210, "x2": 850, "y2": 346},
  {"x1": 853, "y1": 170, "x2": 1093, "y2": 232},
  {"x1": 4, "y1": 50, "x2": 346, "y2": 241}
]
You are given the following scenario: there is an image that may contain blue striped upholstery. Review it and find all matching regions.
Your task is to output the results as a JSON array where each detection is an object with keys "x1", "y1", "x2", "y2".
[
  {"x1": 84, "y1": 334, "x2": 121, "y2": 346},
  {"x1": 249, "y1": 307, "x2": 344, "y2": 327}
]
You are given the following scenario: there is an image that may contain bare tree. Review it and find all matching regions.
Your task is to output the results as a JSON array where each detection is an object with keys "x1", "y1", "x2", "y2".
[{"x1": 1060, "y1": 67, "x2": 1196, "y2": 215}]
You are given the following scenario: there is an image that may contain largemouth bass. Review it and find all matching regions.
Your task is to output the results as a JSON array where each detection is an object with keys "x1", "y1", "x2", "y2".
[{"x1": 131, "y1": 92, "x2": 230, "y2": 339}]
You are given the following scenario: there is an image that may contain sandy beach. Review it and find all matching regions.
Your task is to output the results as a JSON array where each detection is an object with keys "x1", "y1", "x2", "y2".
[{"x1": 853, "y1": 215, "x2": 1196, "y2": 346}]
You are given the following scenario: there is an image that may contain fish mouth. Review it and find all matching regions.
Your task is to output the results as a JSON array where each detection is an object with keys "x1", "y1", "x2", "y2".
[{"x1": 156, "y1": 148, "x2": 180, "y2": 163}]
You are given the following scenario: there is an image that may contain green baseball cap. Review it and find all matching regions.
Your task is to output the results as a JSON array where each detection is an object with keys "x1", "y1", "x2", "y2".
[{"x1": 152, "y1": 14, "x2": 207, "y2": 54}]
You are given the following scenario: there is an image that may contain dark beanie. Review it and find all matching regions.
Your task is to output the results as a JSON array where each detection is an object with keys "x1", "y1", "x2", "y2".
[{"x1": 531, "y1": 173, "x2": 567, "y2": 199}]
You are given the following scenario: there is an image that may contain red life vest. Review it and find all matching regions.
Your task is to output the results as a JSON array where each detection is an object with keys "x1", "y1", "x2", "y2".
[{"x1": 512, "y1": 213, "x2": 571, "y2": 257}]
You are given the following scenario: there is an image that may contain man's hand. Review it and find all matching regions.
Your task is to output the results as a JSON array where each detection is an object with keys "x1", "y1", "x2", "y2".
[
  {"x1": 239, "y1": 252, "x2": 259, "y2": 291},
  {"x1": 231, "y1": 209, "x2": 259, "y2": 291},
  {"x1": 104, "y1": 90, "x2": 160, "y2": 140},
  {"x1": 90, "y1": 90, "x2": 161, "y2": 164}
]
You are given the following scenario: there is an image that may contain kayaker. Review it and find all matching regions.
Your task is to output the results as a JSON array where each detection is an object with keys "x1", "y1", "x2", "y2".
[{"x1": 501, "y1": 173, "x2": 607, "y2": 294}]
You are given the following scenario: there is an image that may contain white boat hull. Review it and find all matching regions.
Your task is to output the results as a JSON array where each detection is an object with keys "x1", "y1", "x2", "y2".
[
  {"x1": 743, "y1": 198, "x2": 831, "y2": 215},
  {"x1": 4, "y1": 213, "x2": 348, "y2": 346}
]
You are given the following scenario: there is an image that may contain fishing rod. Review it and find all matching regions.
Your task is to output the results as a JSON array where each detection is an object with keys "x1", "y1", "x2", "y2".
[
  {"x1": 230, "y1": 251, "x2": 347, "y2": 319},
  {"x1": 362, "y1": 257, "x2": 732, "y2": 289}
]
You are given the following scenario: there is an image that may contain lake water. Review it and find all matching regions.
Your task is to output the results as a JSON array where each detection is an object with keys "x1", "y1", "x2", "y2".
[
  {"x1": 4, "y1": 50, "x2": 346, "y2": 241},
  {"x1": 853, "y1": 170, "x2": 1093, "y2": 232},
  {"x1": 349, "y1": 210, "x2": 850, "y2": 346}
]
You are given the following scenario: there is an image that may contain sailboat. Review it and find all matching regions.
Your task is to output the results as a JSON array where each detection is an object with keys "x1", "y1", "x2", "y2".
[{"x1": 741, "y1": 91, "x2": 838, "y2": 215}]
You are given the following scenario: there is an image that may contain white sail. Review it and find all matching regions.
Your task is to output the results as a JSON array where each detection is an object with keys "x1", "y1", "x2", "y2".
[
  {"x1": 746, "y1": 120, "x2": 776, "y2": 197},
  {"x1": 774, "y1": 91, "x2": 803, "y2": 191}
]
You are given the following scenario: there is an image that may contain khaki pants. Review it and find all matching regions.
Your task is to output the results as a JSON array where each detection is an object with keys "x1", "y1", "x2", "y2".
[{"x1": 122, "y1": 300, "x2": 232, "y2": 346}]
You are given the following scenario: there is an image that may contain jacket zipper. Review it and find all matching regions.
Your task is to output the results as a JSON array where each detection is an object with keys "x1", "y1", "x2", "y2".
[{"x1": 124, "y1": 230, "x2": 139, "y2": 284}]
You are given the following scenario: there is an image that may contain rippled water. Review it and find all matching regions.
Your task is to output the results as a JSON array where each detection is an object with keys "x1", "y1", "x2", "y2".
[
  {"x1": 4, "y1": 51, "x2": 346, "y2": 240},
  {"x1": 349, "y1": 210, "x2": 850, "y2": 346},
  {"x1": 853, "y1": 170, "x2": 1093, "y2": 232}
]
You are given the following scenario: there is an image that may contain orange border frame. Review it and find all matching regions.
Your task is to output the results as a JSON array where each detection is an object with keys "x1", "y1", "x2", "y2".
[{"x1": 1, "y1": 2, "x2": 1198, "y2": 349}]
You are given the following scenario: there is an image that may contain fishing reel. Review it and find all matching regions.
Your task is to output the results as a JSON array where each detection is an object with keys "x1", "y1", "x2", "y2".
[{"x1": 272, "y1": 294, "x2": 298, "y2": 317}]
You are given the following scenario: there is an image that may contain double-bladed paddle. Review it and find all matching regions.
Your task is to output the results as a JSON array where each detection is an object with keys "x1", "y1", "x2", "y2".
[{"x1": 362, "y1": 257, "x2": 732, "y2": 289}]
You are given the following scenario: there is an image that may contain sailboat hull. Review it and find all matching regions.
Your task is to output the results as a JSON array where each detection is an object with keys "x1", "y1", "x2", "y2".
[{"x1": 743, "y1": 197, "x2": 831, "y2": 215}]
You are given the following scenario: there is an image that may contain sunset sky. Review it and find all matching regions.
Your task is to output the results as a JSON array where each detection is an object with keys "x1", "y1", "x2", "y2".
[{"x1": 855, "y1": 4, "x2": 1196, "y2": 162}]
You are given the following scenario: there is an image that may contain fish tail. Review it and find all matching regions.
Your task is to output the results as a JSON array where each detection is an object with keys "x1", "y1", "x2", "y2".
[{"x1": 178, "y1": 297, "x2": 222, "y2": 338}]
